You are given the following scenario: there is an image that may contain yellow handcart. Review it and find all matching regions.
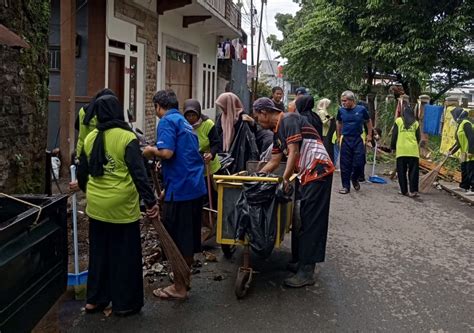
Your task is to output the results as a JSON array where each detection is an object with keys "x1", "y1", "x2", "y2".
[{"x1": 213, "y1": 163, "x2": 296, "y2": 299}]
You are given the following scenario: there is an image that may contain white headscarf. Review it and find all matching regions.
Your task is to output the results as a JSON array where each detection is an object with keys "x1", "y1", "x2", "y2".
[{"x1": 315, "y1": 98, "x2": 332, "y2": 136}]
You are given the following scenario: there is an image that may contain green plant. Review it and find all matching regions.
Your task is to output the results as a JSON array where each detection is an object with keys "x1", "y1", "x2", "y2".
[{"x1": 375, "y1": 98, "x2": 397, "y2": 146}]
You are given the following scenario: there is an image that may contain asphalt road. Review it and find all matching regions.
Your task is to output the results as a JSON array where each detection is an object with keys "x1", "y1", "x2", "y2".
[{"x1": 58, "y1": 171, "x2": 473, "y2": 332}]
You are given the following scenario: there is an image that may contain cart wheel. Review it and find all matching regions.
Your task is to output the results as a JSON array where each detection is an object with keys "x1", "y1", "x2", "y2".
[
  {"x1": 222, "y1": 244, "x2": 236, "y2": 259},
  {"x1": 235, "y1": 268, "x2": 252, "y2": 299}
]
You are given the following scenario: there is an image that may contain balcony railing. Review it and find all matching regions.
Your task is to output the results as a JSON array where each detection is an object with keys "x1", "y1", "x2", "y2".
[{"x1": 205, "y1": 0, "x2": 241, "y2": 30}]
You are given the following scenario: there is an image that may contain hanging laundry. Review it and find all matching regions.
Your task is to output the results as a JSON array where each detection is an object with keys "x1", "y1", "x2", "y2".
[{"x1": 423, "y1": 105, "x2": 443, "y2": 136}]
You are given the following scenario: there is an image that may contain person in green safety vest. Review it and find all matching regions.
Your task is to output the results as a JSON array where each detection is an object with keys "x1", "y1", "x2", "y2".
[
  {"x1": 183, "y1": 99, "x2": 221, "y2": 177},
  {"x1": 390, "y1": 105, "x2": 421, "y2": 197},
  {"x1": 71, "y1": 94, "x2": 158, "y2": 316},
  {"x1": 183, "y1": 99, "x2": 221, "y2": 236},
  {"x1": 449, "y1": 107, "x2": 474, "y2": 193},
  {"x1": 74, "y1": 88, "x2": 115, "y2": 157}
]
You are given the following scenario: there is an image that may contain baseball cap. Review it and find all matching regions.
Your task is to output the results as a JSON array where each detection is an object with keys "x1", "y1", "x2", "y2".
[
  {"x1": 253, "y1": 97, "x2": 282, "y2": 113},
  {"x1": 295, "y1": 87, "x2": 307, "y2": 95}
]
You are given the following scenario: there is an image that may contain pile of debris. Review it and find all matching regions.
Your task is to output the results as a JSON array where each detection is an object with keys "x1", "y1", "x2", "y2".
[{"x1": 141, "y1": 221, "x2": 169, "y2": 283}]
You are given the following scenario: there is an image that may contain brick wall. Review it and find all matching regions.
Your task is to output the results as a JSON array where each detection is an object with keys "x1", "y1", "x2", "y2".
[
  {"x1": 0, "y1": 1, "x2": 50, "y2": 193},
  {"x1": 115, "y1": 0, "x2": 158, "y2": 143}
]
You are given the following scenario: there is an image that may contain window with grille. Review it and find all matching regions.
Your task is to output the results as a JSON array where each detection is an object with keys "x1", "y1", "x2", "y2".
[
  {"x1": 48, "y1": 46, "x2": 60, "y2": 71},
  {"x1": 202, "y1": 63, "x2": 216, "y2": 109}
]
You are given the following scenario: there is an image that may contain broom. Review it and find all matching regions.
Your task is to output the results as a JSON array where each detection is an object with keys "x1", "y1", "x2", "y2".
[
  {"x1": 148, "y1": 164, "x2": 190, "y2": 288},
  {"x1": 419, "y1": 152, "x2": 451, "y2": 193}
]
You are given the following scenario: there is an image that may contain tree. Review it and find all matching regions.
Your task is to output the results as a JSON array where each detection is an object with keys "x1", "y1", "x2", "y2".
[
  {"x1": 268, "y1": 0, "x2": 474, "y2": 107},
  {"x1": 255, "y1": 80, "x2": 273, "y2": 99}
]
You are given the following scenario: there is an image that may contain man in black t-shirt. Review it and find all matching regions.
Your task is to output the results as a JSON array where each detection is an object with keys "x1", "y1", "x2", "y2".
[
  {"x1": 271, "y1": 86, "x2": 285, "y2": 112},
  {"x1": 253, "y1": 97, "x2": 334, "y2": 288}
]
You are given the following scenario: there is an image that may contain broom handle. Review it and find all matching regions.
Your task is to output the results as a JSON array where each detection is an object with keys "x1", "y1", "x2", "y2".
[
  {"x1": 371, "y1": 142, "x2": 377, "y2": 177},
  {"x1": 70, "y1": 165, "x2": 80, "y2": 283},
  {"x1": 437, "y1": 153, "x2": 451, "y2": 170},
  {"x1": 205, "y1": 162, "x2": 214, "y2": 228}
]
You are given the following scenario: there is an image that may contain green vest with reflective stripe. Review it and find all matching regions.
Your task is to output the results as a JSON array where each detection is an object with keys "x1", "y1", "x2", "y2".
[
  {"x1": 456, "y1": 119, "x2": 474, "y2": 161},
  {"x1": 76, "y1": 107, "x2": 97, "y2": 157},
  {"x1": 83, "y1": 128, "x2": 141, "y2": 223},
  {"x1": 194, "y1": 119, "x2": 221, "y2": 175},
  {"x1": 395, "y1": 117, "x2": 419, "y2": 158}
]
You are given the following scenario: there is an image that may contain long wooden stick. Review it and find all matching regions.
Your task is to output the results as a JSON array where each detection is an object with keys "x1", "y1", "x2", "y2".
[{"x1": 205, "y1": 163, "x2": 214, "y2": 229}]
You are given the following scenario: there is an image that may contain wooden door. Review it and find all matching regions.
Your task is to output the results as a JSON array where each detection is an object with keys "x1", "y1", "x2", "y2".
[
  {"x1": 165, "y1": 48, "x2": 193, "y2": 111},
  {"x1": 108, "y1": 54, "x2": 124, "y2": 106}
]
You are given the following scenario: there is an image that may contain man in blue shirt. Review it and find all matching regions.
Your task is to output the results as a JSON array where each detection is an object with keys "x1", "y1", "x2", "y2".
[
  {"x1": 143, "y1": 89, "x2": 206, "y2": 300},
  {"x1": 336, "y1": 91, "x2": 373, "y2": 194}
]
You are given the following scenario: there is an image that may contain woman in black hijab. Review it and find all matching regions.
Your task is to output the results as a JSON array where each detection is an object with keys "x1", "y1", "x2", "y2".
[
  {"x1": 73, "y1": 95, "x2": 158, "y2": 316},
  {"x1": 391, "y1": 105, "x2": 421, "y2": 197},
  {"x1": 296, "y1": 95, "x2": 323, "y2": 136},
  {"x1": 75, "y1": 88, "x2": 116, "y2": 157}
]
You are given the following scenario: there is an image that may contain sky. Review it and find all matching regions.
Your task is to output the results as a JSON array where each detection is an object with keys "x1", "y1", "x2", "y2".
[{"x1": 239, "y1": 0, "x2": 301, "y2": 66}]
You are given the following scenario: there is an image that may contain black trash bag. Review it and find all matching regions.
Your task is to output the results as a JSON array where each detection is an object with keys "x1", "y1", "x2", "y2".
[
  {"x1": 229, "y1": 179, "x2": 279, "y2": 258},
  {"x1": 275, "y1": 182, "x2": 294, "y2": 203},
  {"x1": 228, "y1": 121, "x2": 259, "y2": 173}
]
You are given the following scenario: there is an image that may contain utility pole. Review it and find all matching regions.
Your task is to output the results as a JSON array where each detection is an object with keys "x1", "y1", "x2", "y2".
[
  {"x1": 250, "y1": 0, "x2": 255, "y2": 102},
  {"x1": 254, "y1": 0, "x2": 265, "y2": 99},
  {"x1": 250, "y1": 0, "x2": 254, "y2": 68}
]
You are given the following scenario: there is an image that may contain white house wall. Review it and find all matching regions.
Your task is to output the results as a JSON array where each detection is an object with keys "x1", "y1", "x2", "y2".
[
  {"x1": 106, "y1": 0, "x2": 146, "y2": 131},
  {"x1": 158, "y1": 11, "x2": 218, "y2": 119}
]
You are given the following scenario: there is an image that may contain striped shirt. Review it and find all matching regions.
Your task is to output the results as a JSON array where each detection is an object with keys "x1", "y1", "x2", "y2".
[{"x1": 272, "y1": 113, "x2": 334, "y2": 185}]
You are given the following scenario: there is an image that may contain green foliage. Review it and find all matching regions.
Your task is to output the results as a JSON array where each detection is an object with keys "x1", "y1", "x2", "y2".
[
  {"x1": 376, "y1": 98, "x2": 397, "y2": 146},
  {"x1": 269, "y1": 0, "x2": 474, "y2": 102},
  {"x1": 255, "y1": 81, "x2": 273, "y2": 99}
]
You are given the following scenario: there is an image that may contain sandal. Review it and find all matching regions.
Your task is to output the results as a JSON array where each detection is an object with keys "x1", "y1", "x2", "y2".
[
  {"x1": 339, "y1": 188, "x2": 349, "y2": 194},
  {"x1": 153, "y1": 288, "x2": 188, "y2": 301},
  {"x1": 84, "y1": 303, "x2": 108, "y2": 314}
]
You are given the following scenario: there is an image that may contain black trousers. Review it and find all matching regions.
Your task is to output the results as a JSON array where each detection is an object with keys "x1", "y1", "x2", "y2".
[
  {"x1": 87, "y1": 219, "x2": 143, "y2": 312},
  {"x1": 340, "y1": 136, "x2": 365, "y2": 190},
  {"x1": 298, "y1": 175, "x2": 333, "y2": 265},
  {"x1": 396, "y1": 156, "x2": 419, "y2": 194},
  {"x1": 163, "y1": 197, "x2": 203, "y2": 257},
  {"x1": 460, "y1": 160, "x2": 474, "y2": 191}
]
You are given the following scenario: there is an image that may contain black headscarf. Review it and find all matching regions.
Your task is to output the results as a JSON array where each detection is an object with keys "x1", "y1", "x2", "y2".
[
  {"x1": 295, "y1": 95, "x2": 315, "y2": 113},
  {"x1": 451, "y1": 107, "x2": 468, "y2": 123},
  {"x1": 89, "y1": 95, "x2": 133, "y2": 177},
  {"x1": 83, "y1": 88, "x2": 116, "y2": 125},
  {"x1": 183, "y1": 99, "x2": 209, "y2": 121},
  {"x1": 295, "y1": 95, "x2": 323, "y2": 135},
  {"x1": 401, "y1": 105, "x2": 416, "y2": 129}
]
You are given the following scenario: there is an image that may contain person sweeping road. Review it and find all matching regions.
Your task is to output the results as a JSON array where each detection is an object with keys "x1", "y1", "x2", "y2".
[
  {"x1": 391, "y1": 105, "x2": 421, "y2": 197},
  {"x1": 71, "y1": 94, "x2": 158, "y2": 316},
  {"x1": 449, "y1": 107, "x2": 474, "y2": 193},
  {"x1": 143, "y1": 90, "x2": 206, "y2": 300},
  {"x1": 254, "y1": 97, "x2": 334, "y2": 288}
]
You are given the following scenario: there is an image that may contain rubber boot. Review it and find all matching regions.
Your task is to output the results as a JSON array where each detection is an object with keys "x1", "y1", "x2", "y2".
[{"x1": 284, "y1": 264, "x2": 316, "y2": 288}]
